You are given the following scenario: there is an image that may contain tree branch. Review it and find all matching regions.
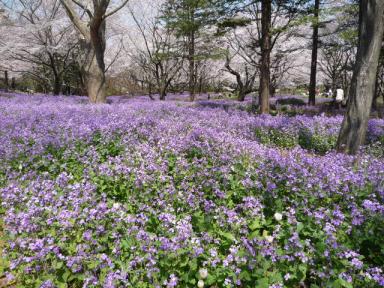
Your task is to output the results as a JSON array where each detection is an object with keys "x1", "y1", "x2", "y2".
[
  {"x1": 104, "y1": 0, "x2": 129, "y2": 19},
  {"x1": 71, "y1": 0, "x2": 93, "y2": 18},
  {"x1": 60, "y1": 0, "x2": 89, "y2": 38}
]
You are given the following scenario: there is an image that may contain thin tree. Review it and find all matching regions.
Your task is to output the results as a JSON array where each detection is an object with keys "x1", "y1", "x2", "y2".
[
  {"x1": 337, "y1": 0, "x2": 384, "y2": 154},
  {"x1": 308, "y1": 0, "x2": 320, "y2": 105},
  {"x1": 161, "y1": 0, "x2": 217, "y2": 102},
  {"x1": 223, "y1": 1, "x2": 304, "y2": 104},
  {"x1": 60, "y1": 0, "x2": 129, "y2": 103}
]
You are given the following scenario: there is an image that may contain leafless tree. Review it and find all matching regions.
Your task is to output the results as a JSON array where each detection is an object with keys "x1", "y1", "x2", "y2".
[
  {"x1": 8, "y1": 0, "x2": 80, "y2": 94},
  {"x1": 319, "y1": 42, "x2": 354, "y2": 98},
  {"x1": 224, "y1": 48, "x2": 257, "y2": 101},
  {"x1": 224, "y1": 1, "x2": 304, "y2": 109},
  {"x1": 60, "y1": 0, "x2": 129, "y2": 103},
  {"x1": 129, "y1": 7, "x2": 183, "y2": 100}
]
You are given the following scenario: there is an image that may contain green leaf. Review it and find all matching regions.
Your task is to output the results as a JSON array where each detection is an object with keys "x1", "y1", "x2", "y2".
[
  {"x1": 296, "y1": 222, "x2": 304, "y2": 233},
  {"x1": 333, "y1": 278, "x2": 354, "y2": 288},
  {"x1": 249, "y1": 218, "x2": 261, "y2": 230},
  {"x1": 255, "y1": 278, "x2": 269, "y2": 288},
  {"x1": 239, "y1": 270, "x2": 251, "y2": 281},
  {"x1": 189, "y1": 258, "x2": 198, "y2": 271},
  {"x1": 218, "y1": 231, "x2": 235, "y2": 242}
]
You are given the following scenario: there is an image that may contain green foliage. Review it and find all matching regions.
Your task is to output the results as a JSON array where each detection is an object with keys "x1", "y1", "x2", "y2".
[
  {"x1": 364, "y1": 141, "x2": 384, "y2": 158},
  {"x1": 351, "y1": 215, "x2": 384, "y2": 267},
  {"x1": 254, "y1": 125, "x2": 338, "y2": 154},
  {"x1": 2, "y1": 107, "x2": 383, "y2": 287},
  {"x1": 160, "y1": 0, "x2": 216, "y2": 37},
  {"x1": 91, "y1": 132, "x2": 124, "y2": 161},
  {"x1": 298, "y1": 128, "x2": 337, "y2": 154},
  {"x1": 255, "y1": 128, "x2": 297, "y2": 149}
]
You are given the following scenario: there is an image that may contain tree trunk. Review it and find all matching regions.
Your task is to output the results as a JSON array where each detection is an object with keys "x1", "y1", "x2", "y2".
[
  {"x1": 270, "y1": 85, "x2": 276, "y2": 97},
  {"x1": 11, "y1": 77, "x2": 15, "y2": 89},
  {"x1": 82, "y1": 21, "x2": 107, "y2": 104},
  {"x1": 199, "y1": 75, "x2": 203, "y2": 94},
  {"x1": 259, "y1": 0, "x2": 272, "y2": 114},
  {"x1": 237, "y1": 91, "x2": 245, "y2": 102},
  {"x1": 188, "y1": 30, "x2": 196, "y2": 102},
  {"x1": 308, "y1": 0, "x2": 320, "y2": 106},
  {"x1": 53, "y1": 74, "x2": 61, "y2": 95},
  {"x1": 372, "y1": 70, "x2": 380, "y2": 110},
  {"x1": 4, "y1": 71, "x2": 9, "y2": 91},
  {"x1": 336, "y1": 0, "x2": 384, "y2": 154},
  {"x1": 148, "y1": 82, "x2": 155, "y2": 100},
  {"x1": 85, "y1": 50, "x2": 106, "y2": 103},
  {"x1": 225, "y1": 55, "x2": 246, "y2": 102},
  {"x1": 238, "y1": 89, "x2": 246, "y2": 102},
  {"x1": 159, "y1": 85, "x2": 167, "y2": 100}
]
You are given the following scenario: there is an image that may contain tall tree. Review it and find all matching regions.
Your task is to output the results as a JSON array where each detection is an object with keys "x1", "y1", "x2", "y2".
[
  {"x1": 223, "y1": 1, "x2": 304, "y2": 104},
  {"x1": 337, "y1": 0, "x2": 384, "y2": 154},
  {"x1": 308, "y1": 0, "x2": 320, "y2": 105},
  {"x1": 60, "y1": 0, "x2": 129, "y2": 103},
  {"x1": 373, "y1": 47, "x2": 384, "y2": 110},
  {"x1": 259, "y1": 0, "x2": 272, "y2": 113},
  {"x1": 161, "y1": 0, "x2": 217, "y2": 101}
]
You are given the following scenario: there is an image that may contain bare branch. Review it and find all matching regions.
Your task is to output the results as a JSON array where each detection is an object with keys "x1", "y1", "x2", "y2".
[
  {"x1": 104, "y1": 0, "x2": 129, "y2": 19},
  {"x1": 71, "y1": 0, "x2": 93, "y2": 18},
  {"x1": 60, "y1": 0, "x2": 89, "y2": 38}
]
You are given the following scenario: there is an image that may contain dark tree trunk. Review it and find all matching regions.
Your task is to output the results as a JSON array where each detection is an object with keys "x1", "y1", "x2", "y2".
[
  {"x1": 238, "y1": 89, "x2": 246, "y2": 102},
  {"x1": 53, "y1": 81, "x2": 61, "y2": 95},
  {"x1": 11, "y1": 77, "x2": 15, "y2": 89},
  {"x1": 259, "y1": 0, "x2": 272, "y2": 114},
  {"x1": 159, "y1": 86, "x2": 167, "y2": 100},
  {"x1": 270, "y1": 85, "x2": 276, "y2": 97},
  {"x1": 337, "y1": 0, "x2": 384, "y2": 154},
  {"x1": 372, "y1": 70, "x2": 380, "y2": 110},
  {"x1": 53, "y1": 74, "x2": 61, "y2": 95},
  {"x1": 308, "y1": 0, "x2": 320, "y2": 106},
  {"x1": 199, "y1": 75, "x2": 203, "y2": 94},
  {"x1": 188, "y1": 30, "x2": 196, "y2": 102},
  {"x1": 48, "y1": 53, "x2": 61, "y2": 96},
  {"x1": 148, "y1": 82, "x2": 155, "y2": 100},
  {"x1": 225, "y1": 55, "x2": 247, "y2": 102},
  {"x1": 4, "y1": 71, "x2": 9, "y2": 91},
  {"x1": 77, "y1": 70, "x2": 86, "y2": 96}
]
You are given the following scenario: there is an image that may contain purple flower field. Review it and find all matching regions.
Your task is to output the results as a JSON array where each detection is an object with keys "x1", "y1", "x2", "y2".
[{"x1": 0, "y1": 93, "x2": 384, "y2": 287}]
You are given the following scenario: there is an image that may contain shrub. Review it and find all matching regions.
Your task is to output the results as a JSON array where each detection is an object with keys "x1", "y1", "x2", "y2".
[
  {"x1": 255, "y1": 128, "x2": 297, "y2": 149},
  {"x1": 276, "y1": 97, "x2": 306, "y2": 106},
  {"x1": 298, "y1": 128, "x2": 337, "y2": 154}
]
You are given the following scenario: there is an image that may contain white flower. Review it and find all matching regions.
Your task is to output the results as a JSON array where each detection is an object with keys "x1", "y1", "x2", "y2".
[
  {"x1": 199, "y1": 268, "x2": 208, "y2": 279},
  {"x1": 197, "y1": 279, "x2": 204, "y2": 288},
  {"x1": 274, "y1": 212, "x2": 283, "y2": 221},
  {"x1": 112, "y1": 203, "x2": 121, "y2": 209},
  {"x1": 265, "y1": 235, "x2": 274, "y2": 243}
]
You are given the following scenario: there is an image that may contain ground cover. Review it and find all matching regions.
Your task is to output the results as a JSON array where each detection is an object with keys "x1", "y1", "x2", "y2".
[{"x1": 0, "y1": 93, "x2": 383, "y2": 287}]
